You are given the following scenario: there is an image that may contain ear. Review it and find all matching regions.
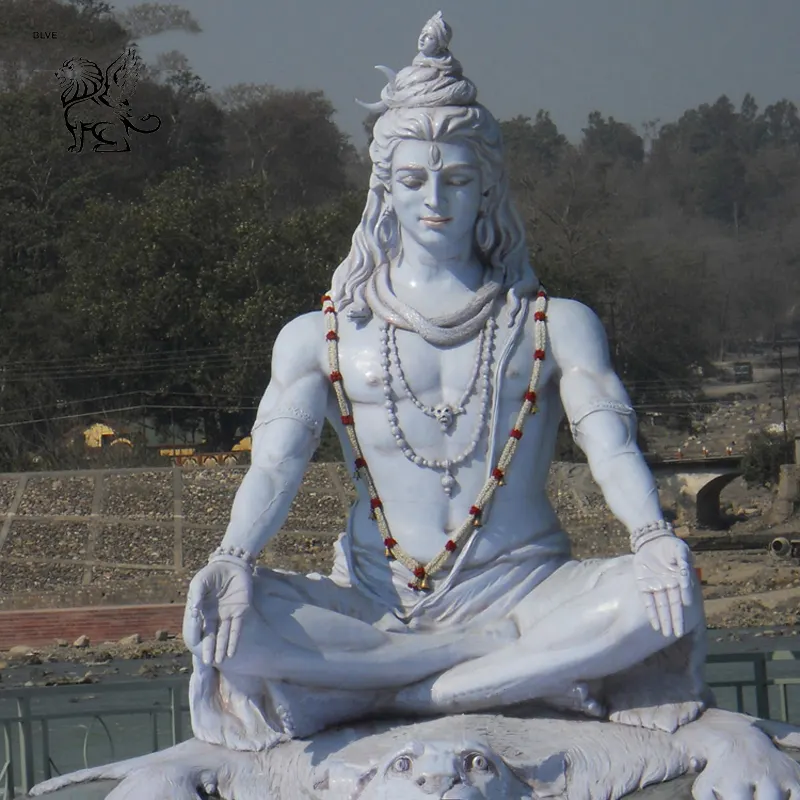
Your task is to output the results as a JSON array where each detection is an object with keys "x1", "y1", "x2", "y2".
[
  {"x1": 506, "y1": 752, "x2": 568, "y2": 798},
  {"x1": 312, "y1": 760, "x2": 378, "y2": 798}
]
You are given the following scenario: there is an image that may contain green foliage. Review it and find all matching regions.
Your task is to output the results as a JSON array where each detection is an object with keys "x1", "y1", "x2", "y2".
[
  {"x1": 1, "y1": 0, "x2": 799, "y2": 471},
  {"x1": 741, "y1": 431, "x2": 794, "y2": 489}
]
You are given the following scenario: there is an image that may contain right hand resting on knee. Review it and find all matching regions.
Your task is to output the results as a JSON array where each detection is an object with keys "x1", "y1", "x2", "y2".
[{"x1": 183, "y1": 561, "x2": 253, "y2": 666}]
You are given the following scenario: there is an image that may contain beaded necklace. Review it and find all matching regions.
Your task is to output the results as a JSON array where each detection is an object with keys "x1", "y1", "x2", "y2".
[{"x1": 322, "y1": 288, "x2": 549, "y2": 592}]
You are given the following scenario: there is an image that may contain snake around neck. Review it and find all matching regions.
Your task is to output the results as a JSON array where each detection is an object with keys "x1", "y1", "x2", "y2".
[{"x1": 365, "y1": 261, "x2": 504, "y2": 347}]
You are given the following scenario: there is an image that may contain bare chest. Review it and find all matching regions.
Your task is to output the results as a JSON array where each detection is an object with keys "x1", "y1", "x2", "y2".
[{"x1": 329, "y1": 317, "x2": 549, "y2": 409}]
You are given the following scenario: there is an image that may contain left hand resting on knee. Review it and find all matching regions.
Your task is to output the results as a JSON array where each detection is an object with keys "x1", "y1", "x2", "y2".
[{"x1": 633, "y1": 537, "x2": 695, "y2": 639}]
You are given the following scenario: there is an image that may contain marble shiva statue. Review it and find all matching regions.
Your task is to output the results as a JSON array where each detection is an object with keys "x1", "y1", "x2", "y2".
[
  {"x1": 29, "y1": 11, "x2": 800, "y2": 800},
  {"x1": 183, "y1": 8, "x2": 709, "y2": 749}
]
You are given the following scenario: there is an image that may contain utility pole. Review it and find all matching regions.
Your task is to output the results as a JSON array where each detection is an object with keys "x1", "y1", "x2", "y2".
[{"x1": 776, "y1": 341, "x2": 789, "y2": 452}]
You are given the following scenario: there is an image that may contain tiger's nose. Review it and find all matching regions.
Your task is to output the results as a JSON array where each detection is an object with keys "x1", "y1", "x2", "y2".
[{"x1": 415, "y1": 773, "x2": 461, "y2": 795}]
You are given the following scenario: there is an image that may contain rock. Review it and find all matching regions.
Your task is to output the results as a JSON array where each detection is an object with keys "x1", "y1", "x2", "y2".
[
  {"x1": 55, "y1": 639, "x2": 68, "y2": 647},
  {"x1": 8, "y1": 644, "x2": 34, "y2": 656},
  {"x1": 154, "y1": 629, "x2": 169, "y2": 641},
  {"x1": 119, "y1": 633, "x2": 141, "y2": 646},
  {"x1": 73, "y1": 635, "x2": 90, "y2": 648}
]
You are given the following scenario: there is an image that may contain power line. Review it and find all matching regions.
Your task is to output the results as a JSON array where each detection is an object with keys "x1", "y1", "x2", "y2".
[{"x1": 0, "y1": 403, "x2": 260, "y2": 430}]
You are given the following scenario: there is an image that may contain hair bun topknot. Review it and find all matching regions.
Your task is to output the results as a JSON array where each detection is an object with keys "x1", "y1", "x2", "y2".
[{"x1": 356, "y1": 11, "x2": 478, "y2": 115}]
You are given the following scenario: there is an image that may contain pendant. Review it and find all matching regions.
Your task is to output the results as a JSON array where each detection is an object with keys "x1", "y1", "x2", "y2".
[
  {"x1": 441, "y1": 469, "x2": 456, "y2": 495},
  {"x1": 433, "y1": 404, "x2": 455, "y2": 431}
]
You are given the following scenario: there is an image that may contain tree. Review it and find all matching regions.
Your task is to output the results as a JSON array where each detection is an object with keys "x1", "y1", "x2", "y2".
[
  {"x1": 215, "y1": 84, "x2": 357, "y2": 211},
  {"x1": 582, "y1": 111, "x2": 644, "y2": 166},
  {"x1": 58, "y1": 168, "x2": 364, "y2": 449}
]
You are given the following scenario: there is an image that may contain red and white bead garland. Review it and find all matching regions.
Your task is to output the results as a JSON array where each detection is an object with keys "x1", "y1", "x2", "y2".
[{"x1": 322, "y1": 288, "x2": 549, "y2": 592}]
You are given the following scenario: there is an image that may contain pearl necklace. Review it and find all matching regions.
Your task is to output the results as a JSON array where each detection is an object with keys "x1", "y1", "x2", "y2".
[
  {"x1": 379, "y1": 316, "x2": 497, "y2": 495},
  {"x1": 323, "y1": 289, "x2": 549, "y2": 592}
]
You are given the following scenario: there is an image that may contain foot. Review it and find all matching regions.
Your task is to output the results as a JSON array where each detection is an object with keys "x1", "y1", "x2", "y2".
[
  {"x1": 542, "y1": 682, "x2": 606, "y2": 719},
  {"x1": 610, "y1": 699, "x2": 704, "y2": 734}
]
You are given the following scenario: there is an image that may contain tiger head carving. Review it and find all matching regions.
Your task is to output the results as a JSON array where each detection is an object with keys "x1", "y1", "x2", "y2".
[{"x1": 312, "y1": 738, "x2": 567, "y2": 799}]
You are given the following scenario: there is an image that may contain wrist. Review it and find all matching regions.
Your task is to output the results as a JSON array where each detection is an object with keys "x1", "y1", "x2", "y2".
[
  {"x1": 630, "y1": 519, "x2": 674, "y2": 553},
  {"x1": 208, "y1": 545, "x2": 256, "y2": 572}
]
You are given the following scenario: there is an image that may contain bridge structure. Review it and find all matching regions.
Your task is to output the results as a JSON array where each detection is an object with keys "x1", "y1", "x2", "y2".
[{"x1": 645, "y1": 454, "x2": 744, "y2": 527}]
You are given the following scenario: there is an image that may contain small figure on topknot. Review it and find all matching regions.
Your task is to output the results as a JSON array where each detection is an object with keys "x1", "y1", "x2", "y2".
[
  {"x1": 355, "y1": 11, "x2": 477, "y2": 114},
  {"x1": 417, "y1": 11, "x2": 452, "y2": 59}
]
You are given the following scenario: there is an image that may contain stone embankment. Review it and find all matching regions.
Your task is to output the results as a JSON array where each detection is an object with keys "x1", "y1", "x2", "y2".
[{"x1": 0, "y1": 461, "x2": 790, "y2": 646}]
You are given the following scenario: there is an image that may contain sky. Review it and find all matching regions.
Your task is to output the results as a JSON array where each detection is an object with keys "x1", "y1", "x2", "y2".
[{"x1": 110, "y1": 0, "x2": 800, "y2": 148}]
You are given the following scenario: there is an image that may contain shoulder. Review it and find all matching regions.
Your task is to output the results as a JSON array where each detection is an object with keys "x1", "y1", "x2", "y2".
[
  {"x1": 542, "y1": 297, "x2": 611, "y2": 373},
  {"x1": 271, "y1": 311, "x2": 326, "y2": 378}
]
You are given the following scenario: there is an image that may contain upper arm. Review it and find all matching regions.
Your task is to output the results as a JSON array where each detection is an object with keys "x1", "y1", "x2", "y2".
[
  {"x1": 547, "y1": 299, "x2": 634, "y2": 442},
  {"x1": 251, "y1": 312, "x2": 330, "y2": 463}
]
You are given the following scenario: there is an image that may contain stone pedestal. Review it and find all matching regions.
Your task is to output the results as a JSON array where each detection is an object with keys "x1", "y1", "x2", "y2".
[{"x1": 27, "y1": 709, "x2": 800, "y2": 800}]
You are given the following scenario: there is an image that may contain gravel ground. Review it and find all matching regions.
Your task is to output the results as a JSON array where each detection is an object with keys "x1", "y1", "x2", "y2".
[
  {"x1": 181, "y1": 526, "x2": 228, "y2": 573},
  {"x1": 103, "y1": 472, "x2": 173, "y2": 519},
  {"x1": 262, "y1": 532, "x2": 336, "y2": 574},
  {"x1": 17, "y1": 475, "x2": 94, "y2": 516},
  {"x1": 0, "y1": 477, "x2": 19, "y2": 513},
  {"x1": 94, "y1": 523, "x2": 174, "y2": 566},
  {"x1": 0, "y1": 559, "x2": 83, "y2": 593},
  {"x1": 90, "y1": 567, "x2": 179, "y2": 590},
  {"x1": 3, "y1": 521, "x2": 91, "y2": 560},
  {"x1": 182, "y1": 469, "x2": 242, "y2": 525}
]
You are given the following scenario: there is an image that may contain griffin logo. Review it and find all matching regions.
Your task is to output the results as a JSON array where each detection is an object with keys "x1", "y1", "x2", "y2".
[{"x1": 54, "y1": 48, "x2": 161, "y2": 153}]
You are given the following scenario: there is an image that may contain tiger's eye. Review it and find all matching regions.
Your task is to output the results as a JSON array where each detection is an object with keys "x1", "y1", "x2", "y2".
[
  {"x1": 392, "y1": 755, "x2": 412, "y2": 773},
  {"x1": 464, "y1": 752, "x2": 492, "y2": 772}
]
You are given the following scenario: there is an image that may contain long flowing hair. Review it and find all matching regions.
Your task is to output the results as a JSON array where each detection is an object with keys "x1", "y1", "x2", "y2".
[{"x1": 329, "y1": 104, "x2": 538, "y2": 321}]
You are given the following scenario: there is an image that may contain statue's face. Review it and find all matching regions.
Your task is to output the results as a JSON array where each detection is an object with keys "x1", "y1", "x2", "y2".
[
  {"x1": 418, "y1": 29, "x2": 437, "y2": 55},
  {"x1": 390, "y1": 139, "x2": 482, "y2": 258}
]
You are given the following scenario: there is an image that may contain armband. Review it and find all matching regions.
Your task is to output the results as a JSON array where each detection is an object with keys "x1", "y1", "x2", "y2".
[
  {"x1": 630, "y1": 520, "x2": 675, "y2": 553},
  {"x1": 252, "y1": 405, "x2": 323, "y2": 438},
  {"x1": 569, "y1": 398, "x2": 635, "y2": 438}
]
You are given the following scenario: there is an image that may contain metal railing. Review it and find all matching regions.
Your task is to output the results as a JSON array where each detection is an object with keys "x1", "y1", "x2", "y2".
[
  {"x1": 3, "y1": 652, "x2": 800, "y2": 798},
  {"x1": 1, "y1": 678, "x2": 188, "y2": 798},
  {"x1": 706, "y1": 650, "x2": 800, "y2": 723}
]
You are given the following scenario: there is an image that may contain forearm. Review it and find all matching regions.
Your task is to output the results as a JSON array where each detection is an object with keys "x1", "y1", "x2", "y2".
[
  {"x1": 588, "y1": 447, "x2": 664, "y2": 532},
  {"x1": 574, "y1": 411, "x2": 666, "y2": 538},
  {"x1": 219, "y1": 455, "x2": 309, "y2": 558}
]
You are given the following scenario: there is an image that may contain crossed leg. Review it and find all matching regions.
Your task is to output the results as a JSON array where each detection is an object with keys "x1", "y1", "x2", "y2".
[{"x1": 392, "y1": 555, "x2": 707, "y2": 729}]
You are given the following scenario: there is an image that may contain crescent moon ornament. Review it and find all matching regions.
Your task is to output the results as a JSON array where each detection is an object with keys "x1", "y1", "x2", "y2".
[{"x1": 354, "y1": 65, "x2": 396, "y2": 114}]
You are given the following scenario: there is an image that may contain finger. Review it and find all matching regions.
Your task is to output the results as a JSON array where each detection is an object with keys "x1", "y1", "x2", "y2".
[
  {"x1": 655, "y1": 591, "x2": 673, "y2": 638},
  {"x1": 667, "y1": 584, "x2": 685, "y2": 638},
  {"x1": 754, "y1": 782, "x2": 788, "y2": 800},
  {"x1": 201, "y1": 631, "x2": 217, "y2": 666},
  {"x1": 215, "y1": 617, "x2": 231, "y2": 665},
  {"x1": 228, "y1": 615, "x2": 243, "y2": 659},
  {"x1": 723, "y1": 785, "x2": 756, "y2": 800},
  {"x1": 183, "y1": 605, "x2": 203, "y2": 649},
  {"x1": 689, "y1": 773, "x2": 718, "y2": 800},
  {"x1": 642, "y1": 591, "x2": 660, "y2": 631},
  {"x1": 678, "y1": 560, "x2": 695, "y2": 607}
]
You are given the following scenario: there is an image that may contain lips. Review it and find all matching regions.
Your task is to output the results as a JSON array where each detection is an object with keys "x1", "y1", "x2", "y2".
[{"x1": 420, "y1": 216, "x2": 452, "y2": 226}]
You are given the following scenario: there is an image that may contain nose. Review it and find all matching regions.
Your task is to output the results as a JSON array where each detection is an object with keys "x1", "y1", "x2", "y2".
[
  {"x1": 424, "y1": 175, "x2": 443, "y2": 212},
  {"x1": 415, "y1": 773, "x2": 460, "y2": 795}
]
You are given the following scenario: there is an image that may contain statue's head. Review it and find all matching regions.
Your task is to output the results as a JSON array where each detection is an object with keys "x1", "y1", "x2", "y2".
[{"x1": 330, "y1": 12, "x2": 538, "y2": 316}]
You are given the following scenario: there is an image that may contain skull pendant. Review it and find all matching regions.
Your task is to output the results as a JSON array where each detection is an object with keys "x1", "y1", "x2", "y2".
[{"x1": 433, "y1": 404, "x2": 455, "y2": 431}]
